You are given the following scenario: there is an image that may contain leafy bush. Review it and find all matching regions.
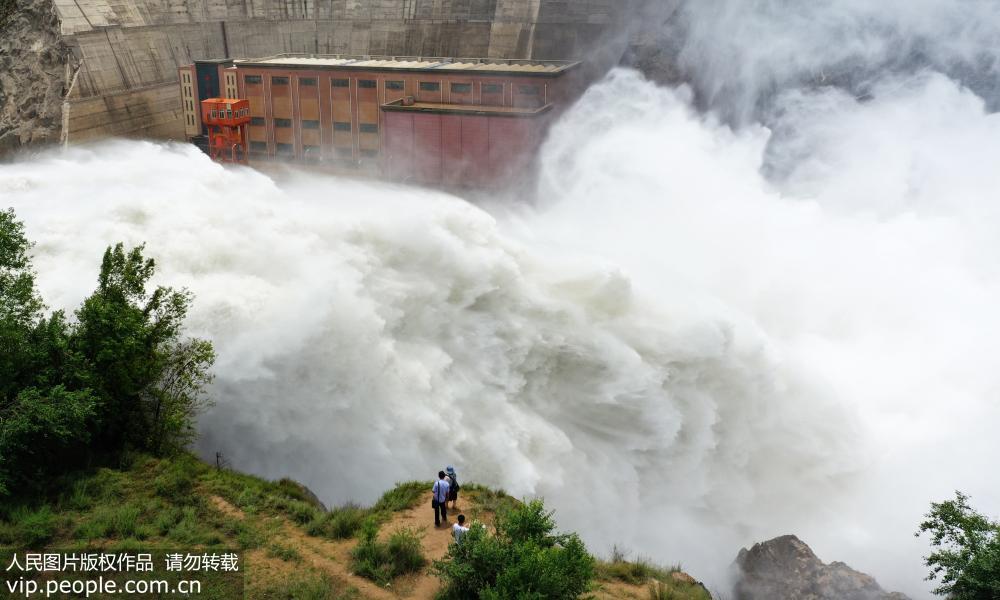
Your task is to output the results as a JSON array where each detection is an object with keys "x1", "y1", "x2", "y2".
[
  {"x1": 351, "y1": 518, "x2": 426, "y2": 586},
  {"x1": 434, "y1": 499, "x2": 595, "y2": 599},
  {"x1": 918, "y1": 491, "x2": 1000, "y2": 599}
]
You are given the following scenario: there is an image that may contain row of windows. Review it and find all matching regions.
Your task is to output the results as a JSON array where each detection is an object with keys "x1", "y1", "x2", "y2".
[
  {"x1": 248, "y1": 142, "x2": 377, "y2": 159},
  {"x1": 243, "y1": 75, "x2": 535, "y2": 96},
  {"x1": 248, "y1": 118, "x2": 377, "y2": 133}
]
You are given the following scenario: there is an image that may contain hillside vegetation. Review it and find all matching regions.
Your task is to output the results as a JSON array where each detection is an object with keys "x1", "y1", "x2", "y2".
[{"x1": 0, "y1": 453, "x2": 712, "y2": 599}]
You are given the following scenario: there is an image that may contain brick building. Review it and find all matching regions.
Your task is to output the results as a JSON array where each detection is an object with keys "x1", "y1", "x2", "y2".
[{"x1": 178, "y1": 54, "x2": 580, "y2": 186}]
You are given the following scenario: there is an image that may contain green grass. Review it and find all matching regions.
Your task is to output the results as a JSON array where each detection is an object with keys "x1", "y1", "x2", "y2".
[
  {"x1": 3, "y1": 505, "x2": 59, "y2": 548},
  {"x1": 596, "y1": 546, "x2": 679, "y2": 585},
  {"x1": 372, "y1": 480, "x2": 428, "y2": 513},
  {"x1": 350, "y1": 517, "x2": 426, "y2": 586},
  {"x1": 461, "y1": 483, "x2": 520, "y2": 522},
  {"x1": 594, "y1": 546, "x2": 710, "y2": 600},
  {"x1": 266, "y1": 541, "x2": 302, "y2": 563},
  {"x1": 646, "y1": 580, "x2": 713, "y2": 600},
  {"x1": 300, "y1": 481, "x2": 430, "y2": 543},
  {"x1": 254, "y1": 571, "x2": 359, "y2": 600}
]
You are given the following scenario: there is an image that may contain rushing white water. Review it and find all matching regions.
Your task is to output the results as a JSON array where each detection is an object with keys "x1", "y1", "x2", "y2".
[{"x1": 4, "y1": 3, "x2": 1000, "y2": 598}]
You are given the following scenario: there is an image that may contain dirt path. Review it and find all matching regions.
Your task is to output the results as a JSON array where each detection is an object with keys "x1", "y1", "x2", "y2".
[{"x1": 208, "y1": 495, "x2": 456, "y2": 598}]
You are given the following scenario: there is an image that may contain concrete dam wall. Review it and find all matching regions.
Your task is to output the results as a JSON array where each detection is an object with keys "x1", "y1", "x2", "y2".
[{"x1": 41, "y1": 0, "x2": 630, "y2": 145}]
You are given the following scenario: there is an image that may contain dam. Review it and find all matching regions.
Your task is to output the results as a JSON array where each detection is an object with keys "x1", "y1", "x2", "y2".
[{"x1": 1, "y1": 0, "x2": 641, "y2": 152}]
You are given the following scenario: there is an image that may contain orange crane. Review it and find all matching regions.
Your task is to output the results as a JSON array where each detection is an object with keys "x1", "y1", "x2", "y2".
[{"x1": 200, "y1": 98, "x2": 251, "y2": 164}]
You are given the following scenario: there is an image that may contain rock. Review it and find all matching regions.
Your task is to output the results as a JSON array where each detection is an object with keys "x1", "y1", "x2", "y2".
[
  {"x1": 734, "y1": 535, "x2": 910, "y2": 600},
  {"x1": 0, "y1": 0, "x2": 76, "y2": 157}
]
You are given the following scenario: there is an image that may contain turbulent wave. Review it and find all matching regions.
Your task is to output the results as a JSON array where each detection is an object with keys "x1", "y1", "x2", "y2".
[{"x1": 4, "y1": 2, "x2": 1000, "y2": 598}]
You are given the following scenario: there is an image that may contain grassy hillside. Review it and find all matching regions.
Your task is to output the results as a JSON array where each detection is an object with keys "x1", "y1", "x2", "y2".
[{"x1": 0, "y1": 454, "x2": 711, "y2": 600}]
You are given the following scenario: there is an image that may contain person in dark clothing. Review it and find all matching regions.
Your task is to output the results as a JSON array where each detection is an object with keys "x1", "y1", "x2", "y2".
[
  {"x1": 432, "y1": 470, "x2": 450, "y2": 527},
  {"x1": 446, "y1": 465, "x2": 459, "y2": 510}
]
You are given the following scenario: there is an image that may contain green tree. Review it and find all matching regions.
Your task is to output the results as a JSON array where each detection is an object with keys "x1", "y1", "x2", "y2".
[
  {"x1": 73, "y1": 242, "x2": 214, "y2": 455},
  {"x1": 1, "y1": 210, "x2": 95, "y2": 495},
  {"x1": 434, "y1": 499, "x2": 595, "y2": 599},
  {"x1": 917, "y1": 491, "x2": 1000, "y2": 599},
  {"x1": 0, "y1": 208, "x2": 44, "y2": 400},
  {"x1": 1, "y1": 210, "x2": 215, "y2": 497}
]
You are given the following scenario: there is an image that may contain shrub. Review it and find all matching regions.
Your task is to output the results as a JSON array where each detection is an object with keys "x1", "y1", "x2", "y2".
[
  {"x1": 434, "y1": 499, "x2": 595, "y2": 600},
  {"x1": 351, "y1": 518, "x2": 426, "y2": 586}
]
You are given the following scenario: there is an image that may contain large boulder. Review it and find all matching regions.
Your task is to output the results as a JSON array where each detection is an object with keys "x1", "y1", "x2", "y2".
[{"x1": 734, "y1": 535, "x2": 910, "y2": 600}]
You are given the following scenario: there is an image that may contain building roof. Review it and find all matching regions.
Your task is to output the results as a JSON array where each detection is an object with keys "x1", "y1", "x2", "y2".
[{"x1": 234, "y1": 54, "x2": 580, "y2": 76}]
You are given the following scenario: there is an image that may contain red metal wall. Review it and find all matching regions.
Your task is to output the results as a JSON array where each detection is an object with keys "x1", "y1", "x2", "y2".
[{"x1": 384, "y1": 111, "x2": 544, "y2": 187}]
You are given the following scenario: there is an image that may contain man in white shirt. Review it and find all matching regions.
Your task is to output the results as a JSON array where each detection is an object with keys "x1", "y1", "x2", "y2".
[
  {"x1": 432, "y1": 470, "x2": 450, "y2": 527},
  {"x1": 452, "y1": 514, "x2": 470, "y2": 545}
]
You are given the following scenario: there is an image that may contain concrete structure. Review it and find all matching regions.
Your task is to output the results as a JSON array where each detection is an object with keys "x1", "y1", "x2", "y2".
[
  {"x1": 179, "y1": 54, "x2": 578, "y2": 185},
  {"x1": 41, "y1": 0, "x2": 634, "y2": 148}
]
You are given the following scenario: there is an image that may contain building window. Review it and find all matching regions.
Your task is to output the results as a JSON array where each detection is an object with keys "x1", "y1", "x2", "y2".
[
  {"x1": 250, "y1": 141, "x2": 268, "y2": 153},
  {"x1": 419, "y1": 81, "x2": 440, "y2": 92},
  {"x1": 272, "y1": 76, "x2": 289, "y2": 85},
  {"x1": 482, "y1": 83, "x2": 503, "y2": 94},
  {"x1": 274, "y1": 118, "x2": 292, "y2": 128},
  {"x1": 302, "y1": 120, "x2": 320, "y2": 130},
  {"x1": 245, "y1": 75, "x2": 262, "y2": 84},
  {"x1": 303, "y1": 145, "x2": 320, "y2": 159},
  {"x1": 360, "y1": 149, "x2": 378, "y2": 157},
  {"x1": 332, "y1": 79, "x2": 349, "y2": 88},
  {"x1": 359, "y1": 123, "x2": 378, "y2": 133},
  {"x1": 276, "y1": 143, "x2": 294, "y2": 156},
  {"x1": 250, "y1": 117, "x2": 265, "y2": 126},
  {"x1": 519, "y1": 85, "x2": 540, "y2": 95},
  {"x1": 300, "y1": 77, "x2": 317, "y2": 86},
  {"x1": 333, "y1": 122, "x2": 351, "y2": 131},
  {"x1": 358, "y1": 79, "x2": 376, "y2": 89},
  {"x1": 451, "y1": 83, "x2": 472, "y2": 94},
  {"x1": 386, "y1": 80, "x2": 404, "y2": 90}
]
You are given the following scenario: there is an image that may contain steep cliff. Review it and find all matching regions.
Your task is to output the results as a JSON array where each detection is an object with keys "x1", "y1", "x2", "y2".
[{"x1": 0, "y1": 0, "x2": 75, "y2": 155}]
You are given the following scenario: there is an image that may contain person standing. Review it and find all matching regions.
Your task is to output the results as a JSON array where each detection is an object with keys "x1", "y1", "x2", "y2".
[
  {"x1": 452, "y1": 514, "x2": 469, "y2": 545},
  {"x1": 445, "y1": 465, "x2": 460, "y2": 510},
  {"x1": 432, "y1": 471, "x2": 450, "y2": 527}
]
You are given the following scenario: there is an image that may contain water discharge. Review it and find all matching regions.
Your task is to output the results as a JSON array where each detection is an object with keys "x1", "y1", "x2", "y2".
[{"x1": 5, "y1": 2, "x2": 1000, "y2": 598}]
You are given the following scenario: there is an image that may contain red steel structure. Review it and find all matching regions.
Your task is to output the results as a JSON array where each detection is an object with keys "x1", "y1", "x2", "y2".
[{"x1": 200, "y1": 98, "x2": 251, "y2": 164}]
